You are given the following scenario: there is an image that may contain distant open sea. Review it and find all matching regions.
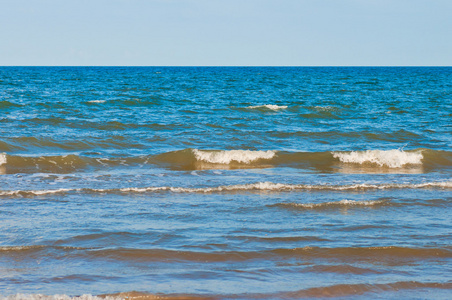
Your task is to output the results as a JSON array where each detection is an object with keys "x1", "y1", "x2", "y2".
[{"x1": 0, "y1": 67, "x2": 451, "y2": 299}]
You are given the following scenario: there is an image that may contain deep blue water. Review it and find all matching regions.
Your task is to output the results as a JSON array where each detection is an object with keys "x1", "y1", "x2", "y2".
[{"x1": 0, "y1": 67, "x2": 451, "y2": 299}]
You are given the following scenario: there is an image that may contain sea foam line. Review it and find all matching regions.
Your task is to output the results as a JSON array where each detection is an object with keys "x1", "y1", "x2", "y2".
[
  {"x1": 276, "y1": 199, "x2": 388, "y2": 209},
  {"x1": 0, "y1": 181, "x2": 450, "y2": 197},
  {"x1": 332, "y1": 149, "x2": 423, "y2": 168}
]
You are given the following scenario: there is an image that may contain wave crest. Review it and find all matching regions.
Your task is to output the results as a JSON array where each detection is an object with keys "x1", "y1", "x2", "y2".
[
  {"x1": 247, "y1": 104, "x2": 288, "y2": 110},
  {"x1": 0, "y1": 149, "x2": 449, "y2": 173},
  {"x1": 273, "y1": 199, "x2": 389, "y2": 210},
  {"x1": 192, "y1": 149, "x2": 276, "y2": 164},
  {"x1": 332, "y1": 149, "x2": 423, "y2": 168},
  {"x1": 1, "y1": 181, "x2": 450, "y2": 198}
]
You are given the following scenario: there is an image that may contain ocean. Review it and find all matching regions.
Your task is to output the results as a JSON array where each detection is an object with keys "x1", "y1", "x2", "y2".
[{"x1": 0, "y1": 67, "x2": 451, "y2": 299}]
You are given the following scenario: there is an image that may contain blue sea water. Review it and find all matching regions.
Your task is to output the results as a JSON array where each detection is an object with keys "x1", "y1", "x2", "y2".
[{"x1": 0, "y1": 67, "x2": 451, "y2": 299}]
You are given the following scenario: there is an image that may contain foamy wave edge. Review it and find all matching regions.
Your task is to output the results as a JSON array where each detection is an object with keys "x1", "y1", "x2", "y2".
[
  {"x1": 247, "y1": 104, "x2": 288, "y2": 110},
  {"x1": 192, "y1": 149, "x2": 276, "y2": 164},
  {"x1": 332, "y1": 149, "x2": 423, "y2": 168},
  {"x1": 1, "y1": 181, "x2": 451, "y2": 197},
  {"x1": 87, "y1": 100, "x2": 106, "y2": 103},
  {"x1": 277, "y1": 199, "x2": 388, "y2": 209},
  {"x1": 3, "y1": 281, "x2": 451, "y2": 300}
]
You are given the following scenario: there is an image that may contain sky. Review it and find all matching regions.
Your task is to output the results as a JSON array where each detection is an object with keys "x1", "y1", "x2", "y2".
[{"x1": 0, "y1": 0, "x2": 451, "y2": 66}]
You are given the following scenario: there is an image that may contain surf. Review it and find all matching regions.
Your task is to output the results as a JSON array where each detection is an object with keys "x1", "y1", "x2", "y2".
[
  {"x1": 1, "y1": 148, "x2": 451, "y2": 174},
  {"x1": 1, "y1": 181, "x2": 450, "y2": 198}
]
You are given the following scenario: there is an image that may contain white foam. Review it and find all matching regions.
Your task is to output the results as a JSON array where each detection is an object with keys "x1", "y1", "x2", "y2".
[
  {"x1": 247, "y1": 105, "x2": 288, "y2": 110},
  {"x1": 1, "y1": 181, "x2": 450, "y2": 197},
  {"x1": 0, "y1": 188, "x2": 74, "y2": 197},
  {"x1": 289, "y1": 199, "x2": 387, "y2": 209},
  {"x1": 119, "y1": 182, "x2": 288, "y2": 193},
  {"x1": 412, "y1": 181, "x2": 452, "y2": 188},
  {"x1": 0, "y1": 246, "x2": 46, "y2": 251},
  {"x1": 32, "y1": 188, "x2": 73, "y2": 195},
  {"x1": 195, "y1": 182, "x2": 291, "y2": 192},
  {"x1": 119, "y1": 181, "x2": 452, "y2": 193},
  {"x1": 0, "y1": 153, "x2": 6, "y2": 166},
  {"x1": 87, "y1": 100, "x2": 106, "y2": 103},
  {"x1": 332, "y1": 149, "x2": 423, "y2": 168},
  {"x1": 192, "y1": 149, "x2": 276, "y2": 164}
]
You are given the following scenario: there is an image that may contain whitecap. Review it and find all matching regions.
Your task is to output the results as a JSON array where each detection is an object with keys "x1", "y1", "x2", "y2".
[
  {"x1": 0, "y1": 153, "x2": 6, "y2": 166},
  {"x1": 247, "y1": 104, "x2": 288, "y2": 110},
  {"x1": 287, "y1": 199, "x2": 387, "y2": 209},
  {"x1": 332, "y1": 149, "x2": 423, "y2": 168},
  {"x1": 192, "y1": 149, "x2": 276, "y2": 164}
]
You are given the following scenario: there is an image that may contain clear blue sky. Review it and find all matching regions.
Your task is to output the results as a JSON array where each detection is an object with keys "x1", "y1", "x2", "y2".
[{"x1": 1, "y1": 0, "x2": 451, "y2": 66}]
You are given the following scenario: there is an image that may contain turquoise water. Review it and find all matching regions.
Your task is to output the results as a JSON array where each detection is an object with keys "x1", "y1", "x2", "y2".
[{"x1": 0, "y1": 67, "x2": 451, "y2": 299}]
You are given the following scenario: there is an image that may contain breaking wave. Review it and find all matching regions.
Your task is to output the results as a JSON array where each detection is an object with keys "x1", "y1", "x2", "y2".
[
  {"x1": 246, "y1": 104, "x2": 288, "y2": 110},
  {"x1": 86, "y1": 100, "x2": 106, "y2": 103},
  {"x1": 0, "y1": 181, "x2": 450, "y2": 198},
  {"x1": 272, "y1": 199, "x2": 389, "y2": 210},
  {"x1": 0, "y1": 148, "x2": 450, "y2": 173},
  {"x1": 332, "y1": 149, "x2": 423, "y2": 168},
  {"x1": 154, "y1": 149, "x2": 277, "y2": 170},
  {"x1": 192, "y1": 149, "x2": 275, "y2": 164},
  {"x1": 154, "y1": 148, "x2": 452, "y2": 171}
]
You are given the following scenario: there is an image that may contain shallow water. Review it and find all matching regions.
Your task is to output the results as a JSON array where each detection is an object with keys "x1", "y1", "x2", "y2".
[{"x1": 0, "y1": 67, "x2": 451, "y2": 299}]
